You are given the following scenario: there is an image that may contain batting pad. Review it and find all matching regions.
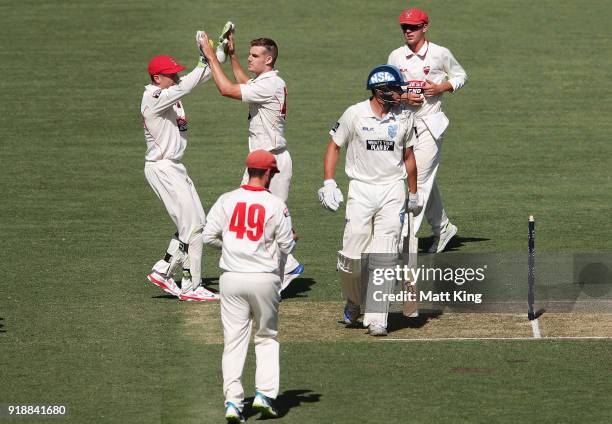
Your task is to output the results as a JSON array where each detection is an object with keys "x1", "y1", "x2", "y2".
[
  {"x1": 363, "y1": 236, "x2": 398, "y2": 328},
  {"x1": 337, "y1": 252, "x2": 365, "y2": 306}
]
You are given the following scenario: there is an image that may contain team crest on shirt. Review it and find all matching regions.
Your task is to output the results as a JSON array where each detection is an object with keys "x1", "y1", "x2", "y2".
[
  {"x1": 423, "y1": 65, "x2": 431, "y2": 75},
  {"x1": 152, "y1": 89, "x2": 162, "y2": 98},
  {"x1": 388, "y1": 124, "x2": 398, "y2": 138}
]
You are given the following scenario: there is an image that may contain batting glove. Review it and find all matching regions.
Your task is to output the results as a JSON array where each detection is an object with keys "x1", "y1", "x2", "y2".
[
  {"x1": 318, "y1": 179, "x2": 344, "y2": 212},
  {"x1": 407, "y1": 192, "x2": 423, "y2": 216},
  {"x1": 218, "y1": 21, "x2": 235, "y2": 43},
  {"x1": 195, "y1": 31, "x2": 209, "y2": 66}
]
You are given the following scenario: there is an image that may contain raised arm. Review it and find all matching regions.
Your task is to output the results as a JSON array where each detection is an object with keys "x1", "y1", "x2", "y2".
[
  {"x1": 227, "y1": 33, "x2": 250, "y2": 84},
  {"x1": 200, "y1": 32, "x2": 243, "y2": 100}
]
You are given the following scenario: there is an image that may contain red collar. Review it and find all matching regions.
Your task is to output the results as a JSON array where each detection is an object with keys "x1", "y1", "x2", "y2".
[{"x1": 241, "y1": 185, "x2": 268, "y2": 192}]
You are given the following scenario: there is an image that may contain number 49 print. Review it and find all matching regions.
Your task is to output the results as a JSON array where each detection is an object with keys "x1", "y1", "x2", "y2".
[{"x1": 229, "y1": 202, "x2": 265, "y2": 241}]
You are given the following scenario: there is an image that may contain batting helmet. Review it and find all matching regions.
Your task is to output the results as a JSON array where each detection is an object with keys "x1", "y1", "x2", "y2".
[{"x1": 366, "y1": 64, "x2": 404, "y2": 90}]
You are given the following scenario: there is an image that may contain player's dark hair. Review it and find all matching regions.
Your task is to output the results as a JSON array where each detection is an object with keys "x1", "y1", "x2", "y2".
[
  {"x1": 247, "y1": 168, "x2": 268, "y2": 178},
  {"x1": 250, "y1": 38, "x2": 278, "y2": 66}
]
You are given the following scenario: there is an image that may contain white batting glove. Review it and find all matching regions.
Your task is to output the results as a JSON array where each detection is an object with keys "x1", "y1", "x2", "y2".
[
  {"x1": 218, "y1": 21, "x2": 236, "y2": 43},
  {"x1": 318, "y1": 179, "x2": 344, "y2": 212},
  {"x1": 407, "y1": 192, "x2": 423, "y2": 216},
  {"x1": 215, "y1": 39, "x2": 228, "y2": 63},
  {"x1": 195, "y1": 31, "x2": 209, "y2": 65}
]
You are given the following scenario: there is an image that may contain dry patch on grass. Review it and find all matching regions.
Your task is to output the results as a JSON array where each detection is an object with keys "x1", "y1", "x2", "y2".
[{"x1": 182, "y1": 301, "x2": 612, "y2": 345}]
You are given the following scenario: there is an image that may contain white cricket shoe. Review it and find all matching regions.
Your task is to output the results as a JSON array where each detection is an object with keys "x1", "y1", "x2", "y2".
[
  {"x1": 343, "y1": 301, "x2": 361, "y2": 325},
  {"x1": 252, "y1": 391, "x2": 278, "y2": 418},
  {"x1": 367, "y1": 323, "x2": 388, "y2": 337},
  {"x1": 179, "y1": 286, "x2": 219, "y2": 302},
  {"x1": 224, "y1": 402, "x2": 245, "y2": 423},
  {"x1": 146, "y1": 272, "x2": 180, "y2": 297},
  {"x1": 428, "y1": 222, "x2": 458, "y2": 253}
]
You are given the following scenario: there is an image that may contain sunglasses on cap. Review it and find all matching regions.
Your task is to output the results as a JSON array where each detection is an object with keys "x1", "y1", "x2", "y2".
[{"x1": 401, "y1": 24, "x2": 424, "y2": 32}]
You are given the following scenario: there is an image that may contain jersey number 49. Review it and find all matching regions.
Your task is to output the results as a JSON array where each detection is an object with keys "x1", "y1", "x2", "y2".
[{"x1": 229, "y1": 202, "x2": 265, "y2": 241}]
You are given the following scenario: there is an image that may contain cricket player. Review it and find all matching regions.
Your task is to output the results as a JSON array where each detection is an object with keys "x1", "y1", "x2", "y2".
[
  {"x1": 198, "y1": 30, "x2": 304, "y2": 292},
  {"x1": 203, "y1": 150, "x2": 296, "y2": 422},
  {"x1": 388, "y1": 8, "x2": 468, "y2": 253},
  {"x1": 141, "y1": 35, "x2": 218, "y2": 302},
  {"x1": 319, "y1": 65, "x2": 422, "y2": 336}
]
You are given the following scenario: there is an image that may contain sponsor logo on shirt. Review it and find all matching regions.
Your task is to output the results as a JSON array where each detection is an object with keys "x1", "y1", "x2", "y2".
[
  {"x1": 362, "y1": 126, "x2": 374, "y2": 132},
  {"x1": 152, "y1": 89, "x2": 162, "y2": 98},
  {"x1": 331, "y1": 122, "x2": 340, "y2": 132},
  {"x1": 407, "y1": 80, "x2": 425, "y2": 94},
  {"x1": 366, "y1": 140, "x2": 395, "y2": 151},
  {"x1": 283, "y1": 207, "x2": 290, "y2": 217}
]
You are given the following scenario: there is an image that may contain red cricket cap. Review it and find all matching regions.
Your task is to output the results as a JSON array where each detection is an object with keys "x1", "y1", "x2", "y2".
[
  {"x1": 398, "y1": 8, "x2": 429, "y2": 25},
  {"x1": 245, "y1": 150, "x2": 279, "y2": 173},
  {"x1": 147, "y1": 55, "x2": 186, "y2": 76}
]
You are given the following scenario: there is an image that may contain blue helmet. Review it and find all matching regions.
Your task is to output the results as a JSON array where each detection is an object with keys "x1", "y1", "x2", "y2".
[{"x1": 366, "y1": 64, "x2": 404, "y2": 90}]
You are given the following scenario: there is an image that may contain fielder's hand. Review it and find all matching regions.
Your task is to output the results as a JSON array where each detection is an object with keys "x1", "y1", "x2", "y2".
[
  {"x1": 424, "y1": 80, "x2": 445, "y2": 97},
  {"x1": 227, "y1": 32, "x2": 235, "y2": 56},
  {"x1": 318, "y1": 179, "x2": 344, "y2": 212},
  {"x1": 401, "y1": 92, "x2": 424, "y2": 106},
  {"x1": 198, "y1": 31, "x2": 215, "y2": 61},
  {"x1": 407, "y1": 192, "x2": 423, "y2": 216}
]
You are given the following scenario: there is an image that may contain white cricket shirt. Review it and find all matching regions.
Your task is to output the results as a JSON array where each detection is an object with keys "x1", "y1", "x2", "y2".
[
  {"x1": 240, "y1": 70, "x2": 287, "y2": 152},
  {"x1": 203, "y1": 185, "x2": 295, "y2": 273},
  {"x1": 141, "y1": 65, "x2": 211, "y2": 161},
  {"x1": 330, "y1": 100, "x2": 416, "y2": 185},
  {"x1": 388, "y1": 41, "x2": 467, "y2": 118}
]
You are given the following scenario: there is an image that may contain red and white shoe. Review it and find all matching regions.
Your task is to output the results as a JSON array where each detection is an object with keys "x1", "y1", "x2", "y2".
[
  {"x1": 146, "y1": 272, "x2": 181, "y2": 297},
  {"x1": 179, "y1": 286, "x2": 219, "y2": 302}
]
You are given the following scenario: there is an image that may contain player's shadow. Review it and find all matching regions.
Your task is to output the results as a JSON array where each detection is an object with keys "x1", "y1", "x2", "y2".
[
  {"x1": 243, "y1": 389, "x2": 321, "y2": 419},
  {"x1": 419, "y1": 236, "x2": 490, "y2": 253},
  {"x1": 0, "y1": 317, "x2": 5, "y2": 333},
  {"x1": 281, "y1": 278, "x2": 316, "y2": 300},
  {"x1": 151, "y1": 277, "x2": 220, "y2": 300},
  {"x1": 386, "y1": 309, "x2": 444, "y2": 332}
]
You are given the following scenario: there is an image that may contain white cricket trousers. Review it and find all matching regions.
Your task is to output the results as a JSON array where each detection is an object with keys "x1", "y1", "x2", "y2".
[
  {"x1": 340, "y1": 180, "x2": 405, "y2": 260},
  {"x1": 340, "y1": 180, "x2": 404, "y2": 328},
  {"x1": 412, "y1": 121, "x2": 449, "y2": 236},
  {"x1": 144, "y1": 160, "x2": 205, "y2": 278},
  {"x1": 241, "y1": 149, "x2": 299, "y2": 273},
  {"x1": 220, "y1": 272, "x2": 281, "y2": 410}
]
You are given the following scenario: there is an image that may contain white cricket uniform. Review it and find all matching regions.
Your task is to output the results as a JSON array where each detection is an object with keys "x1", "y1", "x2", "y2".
[
  {"x1": 202, "y1": 185, "x2": 295, "y2": 410},
  {"x1": 239, "y1": 70, "x2": 300, "y2": 274},
  {"x1": 141, "y1": 64, "x2": 211, "y2": 281},
  {"x1": 388, "y1": 41, "x2": 467, "y2": 235},
  {"x1": 239, "y1": 70, "x2": 292, "y2": 202},
  {"x1": 331, "y1": 100, "x2": 417, "y2": 259}
]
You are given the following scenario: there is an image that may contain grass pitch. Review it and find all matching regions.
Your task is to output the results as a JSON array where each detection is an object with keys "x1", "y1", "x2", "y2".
[{"x1": 1, "y1": 0, "x2": 612, "y2": 422}]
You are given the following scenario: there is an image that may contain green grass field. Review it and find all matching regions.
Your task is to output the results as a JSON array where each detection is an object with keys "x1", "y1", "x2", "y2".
[{"x1": 2, "y1": 0, "x2": 612, "y2": 422}]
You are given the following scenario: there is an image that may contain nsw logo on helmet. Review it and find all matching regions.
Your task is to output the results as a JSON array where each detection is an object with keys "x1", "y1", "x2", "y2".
[{"x1": 367, "y1": 65, "x2": 404, "y2": 89}]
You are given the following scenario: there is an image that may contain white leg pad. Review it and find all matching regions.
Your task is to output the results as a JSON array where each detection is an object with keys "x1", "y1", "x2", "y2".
[
  {"x1": 337, "y1": 252, "x2": 364, "y2": 306},
  {"x1": 363, "y1": 235, "x2": 398, "y2": 328}
]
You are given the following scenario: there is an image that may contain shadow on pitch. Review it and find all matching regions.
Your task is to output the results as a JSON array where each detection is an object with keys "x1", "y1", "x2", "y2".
[
  {"x1": 0, "y1": 317, "x2": 5, "y2": 333},
  {"x1": 387, "y1": 309, "x2": 444, "y2": 332},
  {"x1": 281, "y1": 278, "x2": 316, "y2": 300},
  {"x1": 419, "y1": 235, "x2": 490, "y2": 253},
  {"x1": 243, "y1": 389, "x2": 321, "y2": 419}
]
